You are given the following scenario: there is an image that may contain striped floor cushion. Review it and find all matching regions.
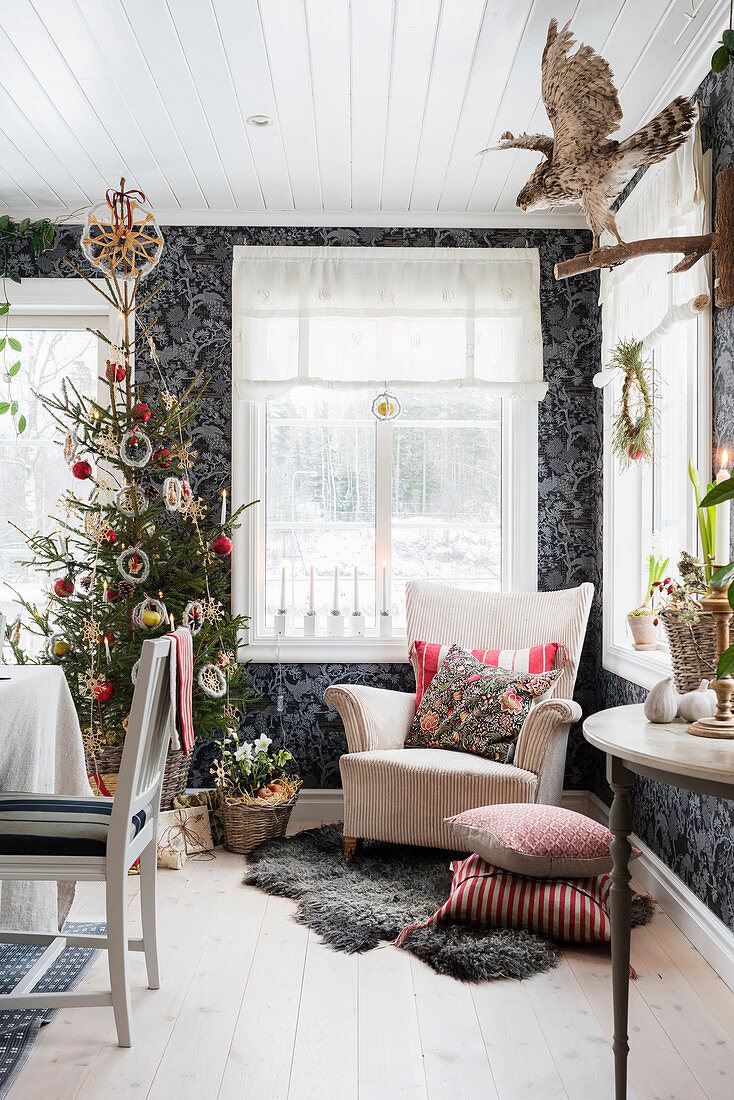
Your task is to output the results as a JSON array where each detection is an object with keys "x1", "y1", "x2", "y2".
[
  {"x1": 0, "y1": 794, "x2": 149, "y2": 858},
  {"x1": 396, "y1": 852, "x2": 620, "y2": 946}
]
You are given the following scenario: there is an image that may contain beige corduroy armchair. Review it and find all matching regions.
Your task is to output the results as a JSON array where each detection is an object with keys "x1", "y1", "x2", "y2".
[{"x1": 325, "y1": 580, "x2": 593, "y2": 857}]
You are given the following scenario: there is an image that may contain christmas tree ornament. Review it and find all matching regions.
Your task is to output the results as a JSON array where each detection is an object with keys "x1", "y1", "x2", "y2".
[
  {"x1": 201, "y1": 596, "x2": 224, "y2": 623},
  {"x1": 115, "y1": 484, "x2": 149, "y2": 516},
  {"x1": 104, "y1": 585, "x2": 119, "y2": 603},
  {"x1": 181, "y1": 497, "x2": 207, "y2": 523},
  {"x1": 81, "y1": 183, "x2": 164, "y2": 280},
  {"x1": 80, "y1": 669, "x2": 105, "y2": 698},
  {"x1": 105, "y1": 362, "x2": 125, "y2": 383},
  {"x1": 162, "y1": 476, "x2": 184, "y2": 512},
  {"x1": 116, "y1": 545, "x2": 150, "y2": 585},
  {"x1": 119, "y1": 428, "x2": 152, "y2": 468},
  {"x1": 53, "y1": 578, "x2": 74, "y2": 599},
  {"x1": 117, "y1": 580, "x2": 136, "y2": 601},
  {"x1": 173, "y1": 440, "x2": 197, "y2": 470},
  {"x1": 152, "y1": 447, "x2": 171, "y2": 469},
  {"x1": 183, "y1": 599, "x2": 205, "y2": 634},
  {"x1": 105, "y1": 529, "x2": 117, "y2": 543},
  {"x1": 96, "y1": 424, "x2": 119, "y2": 459},
  {"x1": 371, "y1": 390, "x2": 401, "y2": 421},
  {"x1": 45, "y1": 633, "x2": 71, "y2": 661},
  {"x1": 197, "y1": 664, "x2": 227, "y2": 698},
  {"x1": 63, "y1": 430, "x2": 80, "y2": 466},
  {"x1": 132, "y1": 594, "x2": 170, "y2": 630},
  {"x1": 160, "y1": 389, "x2": 176, "y2": 410},
  {"x1": 74, "y1": 572, "x2": 94, "y2": 598},
  {"x1": 93, "y1": 680, "x2": 114, "y2": 702},
  {"x1": 131, "y1": 402, "x2": 151, "y2": 423},
  {"x1": 72, "y1": 459, "x2": 93, "y2": 481},
  {"x1": 81, "y1": 619, "x2": 102, "y2": 647},
  {"x1": 212, "y1": 534, "x2": 232, "y2": 556}
]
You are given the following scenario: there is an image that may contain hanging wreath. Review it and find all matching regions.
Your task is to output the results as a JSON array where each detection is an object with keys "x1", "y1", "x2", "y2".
[
  {"x1": 74, "y1": 572, "x2": 94, "y2": 598},
  {"x1": 183, "y1": 599, "x2": 205, "y2": 635},
  {"x1": 608, "y1": 338, "x2": 656, "y2": 470},
  {"x1": 132, "y1": 594, "x2": 170, "y2": 630},
  {"x1": 116, "y1": 545, "x2": 150, "y2": 585},
  {"x1": 197, "y1": 664, "x2": 227, "y2": 698},
  {"x1": 371, "y1": 390, "x2": 401, "y2": 421},
  {"x1": 162, "y1": 476, "x2": 184, "y2": 513},
  {"x1": 63, "y1": 430, "x2": 80, "y2": 466},
  {"x1": 119, "y1": 429, "x2": 153, "y2": 469},
  {"x1": 80, "y1": 182, "x2": 164, "y2": 280},
  {"x1": 45, "y1": 633, "x2": 71, "y2": 661},
  {"x1": 115, "y1": 484, "x2": 150, "y2": 517}
]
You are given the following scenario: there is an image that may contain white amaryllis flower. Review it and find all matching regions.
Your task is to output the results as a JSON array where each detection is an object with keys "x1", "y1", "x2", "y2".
[{"x1": 254, "y1": 734, "x2": 272, "y2": 754}]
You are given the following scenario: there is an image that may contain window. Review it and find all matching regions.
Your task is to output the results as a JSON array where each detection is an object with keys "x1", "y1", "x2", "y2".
[
  {"x1": 601, "y1": 125, "x2": 712, "y2": 688},
  {"x1": 232, "y1": 246, "x2": 542, "y2": 661},
  {"x1": 1, "y1": 280, "x2": 114, "y2": 640}
]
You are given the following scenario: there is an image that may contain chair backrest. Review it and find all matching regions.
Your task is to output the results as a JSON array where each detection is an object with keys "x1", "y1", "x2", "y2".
[
  {"x1": 109, "y1": 637, "x2": 174, "y2": 849},
  {"x1": 405, "y1": 581, "x2": 594, "y2": 701}
]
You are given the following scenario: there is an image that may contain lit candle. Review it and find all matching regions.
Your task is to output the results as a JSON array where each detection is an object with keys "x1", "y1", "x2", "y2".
[
  {"x1": 715, "y1": 450, "x2": 731, "y2": 568},
  {"x1": 220, "y1": 489, "x2": 227, "y2": 526},
  {"x1": 333, "y1": 566, "x2": 339, "y2": 613},
  {"x1": 382, "y1": 560, "x2": 388, "y2": 611},
  {"x1": 104, "y1": 636, "x2": 111, "y2": 665},
  {"x1": 308, "y1": 565, "x2": 315, "y2": 613},
  {"x1": 353, "y1": 566, "x2": 359, "y2": 614},
  {"x1": 280, "y1": 561, "x2": 287, "y2": 611},
  {"x1": 170, "y1": 613, "x2": 175, "y2": 632}
]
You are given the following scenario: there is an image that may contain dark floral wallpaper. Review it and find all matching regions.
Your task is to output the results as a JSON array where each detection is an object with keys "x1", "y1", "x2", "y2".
[
  {"x1": 597, "y1": 66, "x2": 734, "y2": 934},
  {"x1": 8, "y1": 221, "x2": 602, "y2": 790}
]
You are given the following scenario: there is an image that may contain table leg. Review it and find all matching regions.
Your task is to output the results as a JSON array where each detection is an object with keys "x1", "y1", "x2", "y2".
[{"x1": 608, "y1": 755, "x2": 635, "y2": 1100}]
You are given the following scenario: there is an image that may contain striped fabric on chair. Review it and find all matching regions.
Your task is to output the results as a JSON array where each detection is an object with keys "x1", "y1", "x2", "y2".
[{"x1": 0, "y1": 795, "x2": 149, "y2": 857}]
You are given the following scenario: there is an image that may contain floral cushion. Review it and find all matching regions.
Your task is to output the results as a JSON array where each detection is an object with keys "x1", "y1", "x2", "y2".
[
  {"x1": 404, "y1": 644, "x2": 562, "y2": 763},
  {"x1": 444, "y1": 803, "x2": 640, "y2": 877},
  {"x1": 410, "y1": 639, "x2": 561, "y2": 707},
  {"x1": 396, "y1": 853, "x2": 622, "y2": 946}
]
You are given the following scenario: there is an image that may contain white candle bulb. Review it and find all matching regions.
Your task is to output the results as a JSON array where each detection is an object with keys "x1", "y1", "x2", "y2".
[
  {"x1": 308, "y1": 565, "x2": 315, "y2": 613},
  {"x1": 715, "y1": 450, "x2": 731, "y2": 568},
  {"x1": 220, "y1": 489, "x2": 227, "y2": 526},
  {"x1": 353, "y1": 566, "x2": 359, "y2": 614},
  {"x1": 382, "y1": 560, "x2": 388, "y2": 611},
  {"x1": 333, "y1": 566, "x2": 339, "y2": 612},
  {"x1": 280, "y1": 561, "x2": 287, "y2": 611}
]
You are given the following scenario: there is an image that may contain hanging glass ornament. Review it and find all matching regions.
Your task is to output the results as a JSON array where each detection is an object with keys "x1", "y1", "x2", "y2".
[
  {"x1": 115, "y1": 484, "x2": 149, "y2": 517},
  {"x1": 80, "y1": 183, "x2": 164, "y2": 280},
  {"x1": 182, "y1": 599, "x2": 205, "y2": 635},
  {"x1": 132, "y1": 594, "x2": 170, "y2": 630},
  {"x1": 116, "y1": 545, "x2": 150, "y2": 585},
  {"x1": 197, "y1": 664, "x2": 227, "y2": 698},
  {"x1": 371, "y1": 390, "x2": 401, "y2": 421},
  {"x1": 119, "y1": 429, "x2": 153, "y2": 469}
]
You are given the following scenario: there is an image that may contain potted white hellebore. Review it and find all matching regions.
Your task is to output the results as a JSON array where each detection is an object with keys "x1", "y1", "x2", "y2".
[{"x1": 211, "y1": 731, "x2": 301, "y2": 854}]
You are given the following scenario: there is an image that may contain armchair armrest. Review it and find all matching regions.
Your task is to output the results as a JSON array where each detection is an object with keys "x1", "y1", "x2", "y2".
[
  {"x1": 514, "y1": 698, "x2": 582, "y2": 805},
  {"x1": 324, "y1": 684, "x2": 416, "y2": 754}
]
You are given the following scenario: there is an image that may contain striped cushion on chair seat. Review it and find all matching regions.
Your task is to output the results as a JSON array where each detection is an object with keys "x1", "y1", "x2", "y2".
[{"x1": 0, "y1": 794, "x2": 150, "y2": 857}]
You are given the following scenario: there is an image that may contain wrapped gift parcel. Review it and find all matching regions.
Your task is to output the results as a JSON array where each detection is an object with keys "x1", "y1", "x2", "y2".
[{"x1": 157, "y1": 805, "x2": 214, "y2": 869}]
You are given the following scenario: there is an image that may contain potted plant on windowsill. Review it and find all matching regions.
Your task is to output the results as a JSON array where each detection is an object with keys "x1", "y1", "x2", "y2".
[
  {"x1": 211, "y1": 733, "x2": 301, "y2": 854},
  {"x1": 627, "y1": 550, "x2": 669, "y2": 650}
]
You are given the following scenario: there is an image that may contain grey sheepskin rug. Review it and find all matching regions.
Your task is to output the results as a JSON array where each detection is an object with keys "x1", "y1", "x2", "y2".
[{"x1": 244, "y1": 825, "x2": 654, "y2": 983}]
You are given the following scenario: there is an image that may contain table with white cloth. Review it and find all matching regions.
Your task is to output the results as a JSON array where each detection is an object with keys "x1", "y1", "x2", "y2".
[{"x1": 0, "y1": 665, "x2": 90, "y2": 932}]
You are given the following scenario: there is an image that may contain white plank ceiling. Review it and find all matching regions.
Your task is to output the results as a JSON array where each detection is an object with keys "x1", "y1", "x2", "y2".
[{"x1": 0, "y1": 0, "x2": 728, "y2": 225}]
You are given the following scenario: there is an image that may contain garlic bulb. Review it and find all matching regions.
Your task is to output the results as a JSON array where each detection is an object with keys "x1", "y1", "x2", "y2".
[
  {"x1": 644, "y1": 677, "x2": 679, "y2": 723},
  {"x1": 677, "y1": 679, "x2": 718, "y2": 722}
]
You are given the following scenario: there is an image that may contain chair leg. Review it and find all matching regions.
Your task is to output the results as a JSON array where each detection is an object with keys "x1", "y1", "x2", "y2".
[
  {"x1": 139, "y1": 841, "x2": 160, "y2": 990},
  {"x1": 344, "y1": 836, "x2": 361, "y2": 861},
  {"x1": 105, "y1": 866, "x2": 133, "y2": 1047}
]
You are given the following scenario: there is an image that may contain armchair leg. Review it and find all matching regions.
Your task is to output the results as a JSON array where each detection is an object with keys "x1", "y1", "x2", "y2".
[{"x1": 344, "y1": 837, "x2": 362, "y2": 861}]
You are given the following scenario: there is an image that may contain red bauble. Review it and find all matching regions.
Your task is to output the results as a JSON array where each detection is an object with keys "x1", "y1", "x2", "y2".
[
  {"x1": 105, "y1": 529, "x2": 117, "y2": 544},
  {"x1": 152, "y1": 447, "x2": 171, "y2": 469},
  {"x1": 131, "y1": 402, "x2": 151, "y2": 423},
  {"x1": 53, "y1": 578, "x2": 74, "y2": 599},
  {"x1": 105, "y1": 362, "x2": 125, "y2": 383},
  {"x1": 94, "y1": 681, "x2": 114, "y2": 702},
  {"x1": 212, "y1": 534, "x2": 232, "y2": 556},
  {"x1": 72, "y1": 459, "x2": 92, "y2": 480},
  {"x1": 105, "y1": 588, "x2": 118, "y2": 603},
  {"x1": 628, "y1": 445, "x2": 643, "y2": 461}
]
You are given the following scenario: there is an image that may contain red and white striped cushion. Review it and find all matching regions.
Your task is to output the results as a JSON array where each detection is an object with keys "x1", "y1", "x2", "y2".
[
  {"x1": 444, "y1": 803, "x2": 636, "y2": 878},
  {"x1": 395, "y1": 853, "x2": 617, "y2": 946},
  {"x1": 410, "y1": 639, "x2": 560, "y2": 707}
]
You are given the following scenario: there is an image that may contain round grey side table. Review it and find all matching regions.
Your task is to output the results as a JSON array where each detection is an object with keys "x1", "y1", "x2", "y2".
[{"x1": 583, "y1": 703, "x2": 734, "y2": 1100}]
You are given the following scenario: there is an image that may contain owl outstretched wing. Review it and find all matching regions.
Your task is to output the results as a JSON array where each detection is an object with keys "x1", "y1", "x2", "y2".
[{"x1": 477, "y1": 132, "x2": 553, "y2": 158}]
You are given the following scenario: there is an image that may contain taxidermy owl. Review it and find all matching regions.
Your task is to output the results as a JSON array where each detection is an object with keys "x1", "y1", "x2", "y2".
[{"x1": 479, "y1": 19, "x2": 696, "y2": 251}]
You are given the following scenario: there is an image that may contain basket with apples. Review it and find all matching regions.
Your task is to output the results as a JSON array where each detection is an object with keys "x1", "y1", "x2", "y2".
[{"x1": 211, "y1": 733, "x2": 301, "y2": 854}]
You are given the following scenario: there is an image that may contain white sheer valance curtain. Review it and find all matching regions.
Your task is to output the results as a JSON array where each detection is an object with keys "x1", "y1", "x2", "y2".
[
  {"x1": 232, "y1": 245, "x2": 546, "y2": 401},
  {"x1": 599, "y1": 112, "x2": 710, "y2": 357}
]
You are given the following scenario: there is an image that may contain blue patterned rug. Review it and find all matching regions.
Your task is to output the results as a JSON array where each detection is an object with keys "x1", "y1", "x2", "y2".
[{"x1": 0, "y1": 921, "x2": 105, "y2": 1099}]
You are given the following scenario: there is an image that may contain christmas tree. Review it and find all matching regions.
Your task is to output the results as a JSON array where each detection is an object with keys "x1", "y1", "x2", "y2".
[{"x1": 7, "y1": 182, "x2": 255, "y2": 765}]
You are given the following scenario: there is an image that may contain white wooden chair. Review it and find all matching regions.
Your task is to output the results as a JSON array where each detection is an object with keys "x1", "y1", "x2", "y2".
[{"x1": 0, "y1": 636, "x2": 174, "y2": 1047}]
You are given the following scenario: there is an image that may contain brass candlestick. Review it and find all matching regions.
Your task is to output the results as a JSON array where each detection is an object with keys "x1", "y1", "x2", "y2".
[{"x1": 688, "y1": 581, "x2": 734, "y2": 739}]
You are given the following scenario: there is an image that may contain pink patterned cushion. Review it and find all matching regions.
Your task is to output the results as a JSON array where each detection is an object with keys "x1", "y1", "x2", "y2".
[
  {"x1": 410, "y1": 639, "x2": 561, "y2": 707},
  {"x1": 444, "y1": 803, "x2": 639, "y2": 878}
]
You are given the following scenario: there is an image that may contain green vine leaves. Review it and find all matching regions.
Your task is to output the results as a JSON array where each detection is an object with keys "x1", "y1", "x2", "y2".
[
  {"x1": 712, "y1": 28, "x2": 734, "y2": 73},
  {"x1": 1, "y1": 215, "x2": 56, "y2": 435}
]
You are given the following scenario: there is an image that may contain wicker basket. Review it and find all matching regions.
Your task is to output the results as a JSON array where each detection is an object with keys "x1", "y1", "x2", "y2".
[
  {"x1": 219, "y1": 782, "x2": 302, "y2": 855},
  {"x1": 660, "y1": 609, "x2": 720, "y2": 694},
  {"x1": 85, "y1": 745, "x2": 192, "y2": 810}
]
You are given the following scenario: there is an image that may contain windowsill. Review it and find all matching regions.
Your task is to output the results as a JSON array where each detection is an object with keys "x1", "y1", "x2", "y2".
[
  {"x1": 242, "y1": 632, "x2": 411, "y2": 664},
  {"x1": 603, "y1": 641, "x2": 672, "y2": 691}
]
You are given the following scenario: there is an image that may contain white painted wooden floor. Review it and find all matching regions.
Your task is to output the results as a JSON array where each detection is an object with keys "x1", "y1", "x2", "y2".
[{"x1": 9, "y1": 833, "x2": 734, "y2": 1100}]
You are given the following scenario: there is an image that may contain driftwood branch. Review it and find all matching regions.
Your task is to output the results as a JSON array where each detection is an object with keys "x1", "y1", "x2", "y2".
[
  {"x1": 554, "y1": 234, "x2": 717, "y2": 280},
  {"x1": 553, "y1": 165, "x2": 734, "y2": 309}
]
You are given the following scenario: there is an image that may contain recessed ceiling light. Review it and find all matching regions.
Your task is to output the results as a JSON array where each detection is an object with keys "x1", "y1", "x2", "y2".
[{"x1": 247, "y1": 114, "x2": 273, "y2": 128}]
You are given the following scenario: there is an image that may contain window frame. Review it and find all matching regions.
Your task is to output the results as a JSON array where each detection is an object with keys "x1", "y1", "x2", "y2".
[{"x1": 232, "y1": 393, "x2": 538, "y2": 663}]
